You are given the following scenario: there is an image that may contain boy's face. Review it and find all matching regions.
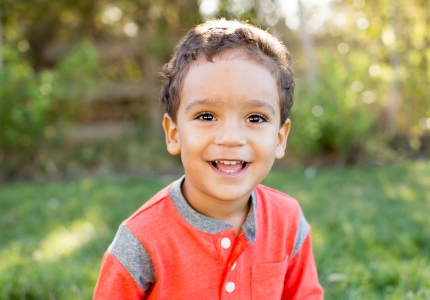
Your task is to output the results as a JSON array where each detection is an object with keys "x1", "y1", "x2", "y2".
[{"x1": 163, "y1": 50, "x2": 290, "y2": 204}]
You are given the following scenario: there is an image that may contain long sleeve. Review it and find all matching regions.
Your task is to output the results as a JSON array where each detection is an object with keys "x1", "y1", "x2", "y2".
[
  {"x1": 93, "y1": 252, "x2": 146, "y2": 299},
  {"x1": 93, "y1": 225, "x2": 156, "y2": 300},
  {"x1": 282, "y1": 228, "x2": 324, "y2": 299}
]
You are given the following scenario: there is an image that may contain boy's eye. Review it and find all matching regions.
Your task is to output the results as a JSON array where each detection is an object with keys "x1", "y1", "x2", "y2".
[
  {"x1": 247, "y1": 114, "x2": 268, "y2": 123},
  {"x1": 197, "y1": 112, "x2": 216, "y2": 121}
]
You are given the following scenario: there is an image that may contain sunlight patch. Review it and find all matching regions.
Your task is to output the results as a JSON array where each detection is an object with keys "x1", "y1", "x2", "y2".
[{"x1": 33, "y1": 221, "x2": 95, "y2": 261}]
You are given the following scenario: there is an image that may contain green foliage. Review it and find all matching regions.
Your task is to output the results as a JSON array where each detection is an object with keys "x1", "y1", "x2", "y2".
[
  {"x1": 1, "y1": 0, "x2": 429, "y2": 180},
  {"x1": 1, "y1": 162, "x2": 429, "y2": 298},
  {"x1": 0, "y1": 52, "x2": 52, "y2": 149},
  {"x1": 54, "y1": 40, "x2": 99, "y2": 106},
  {"x1": 289, "y1": 51, "x2": 382, "y2": 164},
  {"x1": 0, "y1": 40, "x2": 99, "y2": 179},
  {"x1": 47, "y1": 138, "x2": 180, "y2": 178}
]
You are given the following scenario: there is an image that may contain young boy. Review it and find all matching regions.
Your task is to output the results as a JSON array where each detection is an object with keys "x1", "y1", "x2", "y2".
[{"x1": 94, "y1": 19, "x2": 323, "y2": 299}]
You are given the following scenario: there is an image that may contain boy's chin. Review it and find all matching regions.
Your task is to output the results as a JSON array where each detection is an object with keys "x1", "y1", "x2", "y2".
[{"x1": 204, "y1": 185, "x2": 254, "y2": 203}]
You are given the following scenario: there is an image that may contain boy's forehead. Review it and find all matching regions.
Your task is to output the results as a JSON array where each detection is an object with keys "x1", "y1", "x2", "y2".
[
  {"x1": 190, "y1": 48, "x2": 277, "y2": 76},
  {"x1": 176, "y1": 50, "x2": 281, "y2": 117},
  {"x1": 212, "y1": 48, "x2": 253, "y2": 61},
  {"x1": 184, "y1": 54, "x2": 277, "y2": 93},
  {"x1": 180, "y1": 54, "x2": 280, "y2": 116}
]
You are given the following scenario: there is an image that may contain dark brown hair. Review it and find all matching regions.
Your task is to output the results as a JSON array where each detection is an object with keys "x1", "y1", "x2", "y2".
[{"x1": 159, "y1": 19, "x2": 295, "y2": 126}]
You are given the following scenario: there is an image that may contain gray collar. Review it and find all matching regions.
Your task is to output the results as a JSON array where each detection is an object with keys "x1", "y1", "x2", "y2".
[{"x1": 168, "y1": 176, "x2": 257, "y2": 244}]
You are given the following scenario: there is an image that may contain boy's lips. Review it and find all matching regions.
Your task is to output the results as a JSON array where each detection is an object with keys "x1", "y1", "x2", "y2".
[{"x1": 207, "y1": 160, "x2": 251, "y2": 178}]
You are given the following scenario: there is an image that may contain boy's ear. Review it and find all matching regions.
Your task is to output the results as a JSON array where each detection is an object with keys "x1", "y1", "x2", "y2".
[
  {"x1": 275, "y1": 118, "x2": 291, "y2": 159},
  {"x1": 162, "y1": 113, "x2": 181, "y2": 155}
]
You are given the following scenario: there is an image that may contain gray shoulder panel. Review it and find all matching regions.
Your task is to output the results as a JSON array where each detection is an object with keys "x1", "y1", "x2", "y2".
[
  {"x1": 291, "y1": 210, "x2": 310, "y2": 258},
  {"x1": 108, "y1": 224, "x2": 156, "y2": 291}
]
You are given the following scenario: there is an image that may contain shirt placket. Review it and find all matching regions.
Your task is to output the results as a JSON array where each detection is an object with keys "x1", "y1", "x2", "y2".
[{"x1": 216, "y1": 230, "x2": 251, "y2": 299}]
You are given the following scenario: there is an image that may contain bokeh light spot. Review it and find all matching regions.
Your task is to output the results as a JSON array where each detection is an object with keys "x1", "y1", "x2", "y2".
[
  {"x1": 285, "y1": 16, "x2": 300, "y2": 30},
  {"x1": 356, "y1": 18, "x2": 369, "y2": 30},
  {"x1": 199, "y1": 0, "x2": 219, "y2": 17},
  {"x1": 419, "y1": 118, "x2": 430, "y2": 130},
  {"x1": 381, "y1": 27, "x2": 396, "y2": 46},
  {"x1": 337, "y1": 42, "x2": 349, "y2": 54},
  {"x1": 332, "y1": 14, "x2": 346, "y2": 26},
  {"x1": 124, "y1": 22, "x2": 138, "y2": 37},
  {"x1": 305, "y1": 167, "x2": 317, "y2": 179},
  {"x1": 147, "y1": 6, "x2": 161, "y2": 20},
  {"x1": 362, "y1": 90, "x2": 376, "y2": 104},
  {"x1": 353, "y1": 0, "x2": 365, "y2": 8},
  {"x1": 102, "y1": 5, "x2": 122, "y2": 25},
  {"x1": 409, "y1": 137, "x2": 421, "y2": 151},
  {"x1": 369, "y1": 64, "x2": 381, "y2": 77},
  {"x1": 351, "y1": 81, "x2": 364, "y2": 92},
  {"x1": 40, "y1": 83, "x2": 52, "y2": 95},
  {"x1": 18, "y1": 40, "x2": 30, "y2": 52},
  {"x1": 312, "y1": 105, "x2": 324, "y2": 117}
]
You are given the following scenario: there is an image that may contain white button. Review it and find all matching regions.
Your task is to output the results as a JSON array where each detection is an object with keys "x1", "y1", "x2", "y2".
[
  {"x1": 231, "y1": 262, "x2": 237, "y2": 270},
  {"x1": 221, "y1": 237, "x2": 231, "y2": 249},
  {"x1": 225, "y1": 282, "x2": 235, "y2": 293}
]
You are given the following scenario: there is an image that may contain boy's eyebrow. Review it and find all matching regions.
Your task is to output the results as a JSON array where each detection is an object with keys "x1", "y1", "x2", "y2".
[{"x1": 184, "y1": 98, "x2": 276, "y2": 115}]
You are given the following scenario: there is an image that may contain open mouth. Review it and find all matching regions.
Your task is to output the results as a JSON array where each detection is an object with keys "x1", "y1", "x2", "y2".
[{"x1": 211, "y1": 160, "x2": 248, "y2": 173}]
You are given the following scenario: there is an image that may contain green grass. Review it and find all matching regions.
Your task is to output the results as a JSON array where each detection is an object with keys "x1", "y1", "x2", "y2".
[{"x1": 1, "y1": 161, "x2": 429, "y2": 299}]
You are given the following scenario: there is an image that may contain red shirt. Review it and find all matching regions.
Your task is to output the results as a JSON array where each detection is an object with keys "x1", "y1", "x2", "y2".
[{"x1": 94, "y1": 177, "x2": 323, "y2": 299}]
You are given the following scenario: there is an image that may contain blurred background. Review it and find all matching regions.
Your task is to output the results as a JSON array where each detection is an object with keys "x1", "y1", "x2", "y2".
[
  {"x1": 1, "y1": 0, "x2": 429, "y2": 181},
  {"x1": 1, "y1": 0, "x2": 430, "y2": 299}
]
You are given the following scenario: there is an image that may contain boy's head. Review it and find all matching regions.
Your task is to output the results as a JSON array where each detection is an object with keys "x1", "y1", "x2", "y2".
[
  {"x1": 160, "y1": 19, "x2": 295, "y2": 204},
  {"x1": 160, "y1": 19, "x2": 295, "y2": 126}
]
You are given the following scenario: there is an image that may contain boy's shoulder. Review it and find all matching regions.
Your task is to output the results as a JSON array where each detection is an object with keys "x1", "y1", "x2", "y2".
[
  {"x1": 254, "y1": 183, "x2": 301, "y2": 211},
  {"x1": 122, "y1": 183, "x2": 174, "y2": 227},
  {"x1": 254, "y1": 184, "x2": 304, "y2": 229}
]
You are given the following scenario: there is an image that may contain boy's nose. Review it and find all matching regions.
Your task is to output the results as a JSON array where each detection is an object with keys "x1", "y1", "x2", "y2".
[{"x1": 214, "y1": 122, "x2": 246, "y2": 147}]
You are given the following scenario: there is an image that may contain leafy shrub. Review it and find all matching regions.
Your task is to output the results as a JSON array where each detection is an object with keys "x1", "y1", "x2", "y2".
[
  {"x1": 289, "y1": 52, "x2": 382, "y2": 165},
  {"x1": 0, "y1": 40, "x2": 99, "y2": 180}
]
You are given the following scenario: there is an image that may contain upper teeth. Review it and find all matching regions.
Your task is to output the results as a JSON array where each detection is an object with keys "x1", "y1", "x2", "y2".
[{"x1": 215, "y1": 160, "x2": 243, "y2": 165}]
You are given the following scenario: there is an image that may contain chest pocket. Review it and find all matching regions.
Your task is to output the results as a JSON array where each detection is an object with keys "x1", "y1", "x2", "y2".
[{"x1": 251, "y1": 256, "x2": 289, "y2": 300}]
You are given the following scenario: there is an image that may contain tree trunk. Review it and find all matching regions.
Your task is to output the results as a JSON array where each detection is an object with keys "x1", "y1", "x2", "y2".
[
  {"x1": 0, "y1": 4, "x2": 3, "y2": 69},
  {"x1": 143, "y1": 56, "x2": 163, "y2": 139},
  {"x1": 297, "y1": 0, "x2": 317, "y2": 89},
  {"x1": 386, "y1": 0, "x2": 400, "y2": 136}
]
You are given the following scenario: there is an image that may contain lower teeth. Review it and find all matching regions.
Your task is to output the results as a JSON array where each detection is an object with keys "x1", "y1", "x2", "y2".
[{"x1": 223, "y1": 169, "x2": 238, "y2": 173}]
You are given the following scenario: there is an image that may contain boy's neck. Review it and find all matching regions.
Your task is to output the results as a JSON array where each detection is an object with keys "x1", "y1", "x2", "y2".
[{"x1": 181, "y1": 179, "x2": 251, "y2": 237}]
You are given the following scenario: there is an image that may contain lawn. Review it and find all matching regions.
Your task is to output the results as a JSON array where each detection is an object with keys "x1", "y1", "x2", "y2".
[{"x1": 1, "y1": 161, "x2": 429, "y2": 299}]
